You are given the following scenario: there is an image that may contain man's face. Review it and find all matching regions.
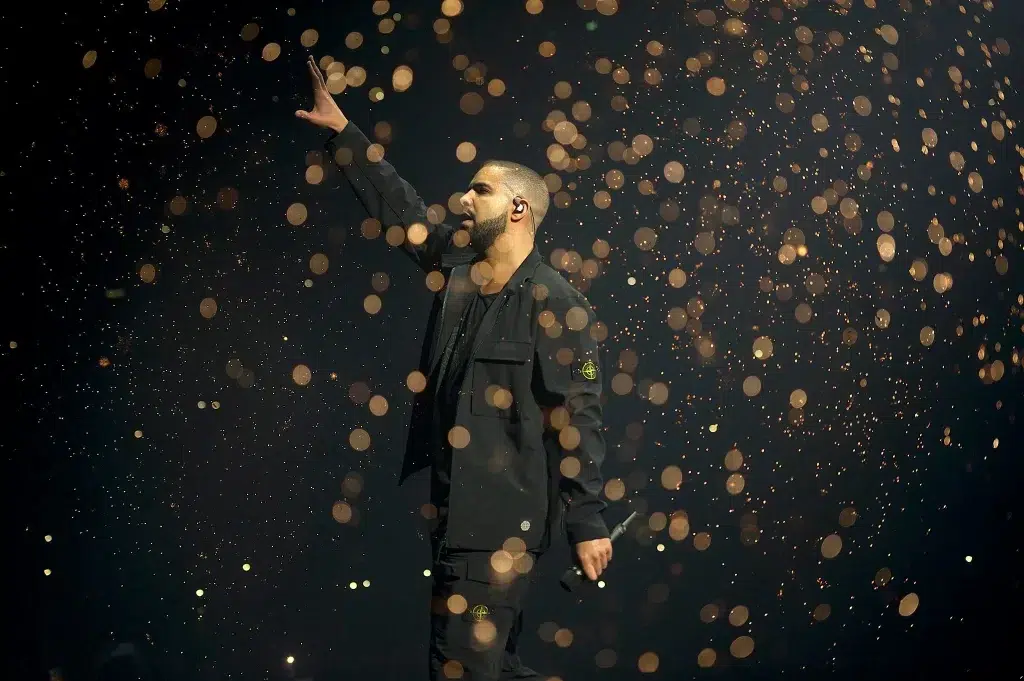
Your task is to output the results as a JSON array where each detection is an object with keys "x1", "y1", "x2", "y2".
[{"x1": 459, "y1": 166, "x2": 511, "y2": 254}]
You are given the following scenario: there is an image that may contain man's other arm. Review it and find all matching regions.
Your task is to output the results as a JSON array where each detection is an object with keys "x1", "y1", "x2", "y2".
[{"x1": 535, "y1": 293, "x2": 610, "y2": 545}]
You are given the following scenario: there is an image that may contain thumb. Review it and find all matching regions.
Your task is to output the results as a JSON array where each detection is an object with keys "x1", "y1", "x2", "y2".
[{"x1": 295, "y1": 110, "x2": 310, "y2": 120}]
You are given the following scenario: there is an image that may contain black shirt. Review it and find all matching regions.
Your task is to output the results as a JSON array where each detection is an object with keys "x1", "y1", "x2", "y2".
[{"x1": 430, "y1": 289, "x2": 501, "y2": 537}]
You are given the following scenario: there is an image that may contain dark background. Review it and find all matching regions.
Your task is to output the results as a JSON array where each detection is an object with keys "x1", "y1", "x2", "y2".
[{"x1": 4, "y1": 0, "x2": 1023, "y2": 679}]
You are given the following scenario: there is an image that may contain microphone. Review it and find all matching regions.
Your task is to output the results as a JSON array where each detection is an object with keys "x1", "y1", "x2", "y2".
[{"x1": 560, "y1": 511, "x2": 639, "y2": 592}]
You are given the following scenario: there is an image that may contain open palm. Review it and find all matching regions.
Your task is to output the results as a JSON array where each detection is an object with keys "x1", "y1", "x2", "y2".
[{"x1": 295, "y1": 55, "x2": 348, "y2": 133}]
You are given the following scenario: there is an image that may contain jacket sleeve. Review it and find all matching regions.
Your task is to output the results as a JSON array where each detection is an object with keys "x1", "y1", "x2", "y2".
[
  {"x1": 535, "y1": 292, "x2": 610, "y2": 545},
  {"x1": 323, "y1": 123, "x2": 457, "y2": 273}
]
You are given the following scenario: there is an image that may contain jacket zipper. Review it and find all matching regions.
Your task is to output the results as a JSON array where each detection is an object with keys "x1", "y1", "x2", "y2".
[
  {"x1": 435, "y1": 535, "x2": 447, "y2": 563},
  {"x1": 436, "y1": 281, "x2": 451, "y2": 365}
]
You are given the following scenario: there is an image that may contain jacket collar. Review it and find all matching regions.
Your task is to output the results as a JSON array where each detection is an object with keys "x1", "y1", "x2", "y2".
[{"x1": 441, "y1": 245, "x2": 543, "y2": 293}]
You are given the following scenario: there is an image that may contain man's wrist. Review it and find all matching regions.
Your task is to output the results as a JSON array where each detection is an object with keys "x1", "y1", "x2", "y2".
[
  {"x1": 330, "y1": 119, "x2": 350, "y2": 134},
  {"x1": 566, "y1": 513, "x2": 610, "y2": 545}
]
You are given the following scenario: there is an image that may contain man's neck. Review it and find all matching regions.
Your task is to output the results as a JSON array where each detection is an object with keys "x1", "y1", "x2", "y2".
[{"x1": 480, "y1": 245, "x2": 532, "y2": 293}]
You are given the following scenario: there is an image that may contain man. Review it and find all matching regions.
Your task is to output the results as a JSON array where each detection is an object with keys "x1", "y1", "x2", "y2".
[{"x1": 297, "y1": 56, "x2": 613, "y2": 680}]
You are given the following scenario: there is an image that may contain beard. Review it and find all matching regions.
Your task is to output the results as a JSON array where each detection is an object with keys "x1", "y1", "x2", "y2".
[{"x1": 468, "y1": 214, "x2": 507, "y2": 254}]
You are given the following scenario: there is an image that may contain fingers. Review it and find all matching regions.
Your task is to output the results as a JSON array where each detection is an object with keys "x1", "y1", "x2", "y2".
[
  {"x1": 576, "y1": 539, "x2": 614, "y2": 581},
  {"x1": 307, "y1": 55, "x2": 326, "y2": 90},
  {"x1": 582, "y1": 551, "x2": 611, "y2": 581},
  {"x1": 307, "y1": 59, "x2": 322, "y2": 89}
]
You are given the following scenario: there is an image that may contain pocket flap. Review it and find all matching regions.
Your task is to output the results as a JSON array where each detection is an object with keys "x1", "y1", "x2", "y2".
[{"x1": 475, "y1": 339, "x2": 532, "y2": 363}]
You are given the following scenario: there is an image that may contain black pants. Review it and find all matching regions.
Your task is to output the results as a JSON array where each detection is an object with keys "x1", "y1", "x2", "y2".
[{"x1": 429, "y1": 536, "x2": 547, "y2": 680}]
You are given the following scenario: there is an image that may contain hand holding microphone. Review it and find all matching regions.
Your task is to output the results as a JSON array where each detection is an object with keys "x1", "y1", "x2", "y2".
[
  {"x1": 575, "y1": 537, "x2": 613, "y2": 582},
  {"x1": 560, "y1": 511, "x2": 639, "y2": 592}
]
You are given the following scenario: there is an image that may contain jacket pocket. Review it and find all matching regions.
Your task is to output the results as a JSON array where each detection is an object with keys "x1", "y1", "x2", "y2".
[{"x1": 470, "y1": 340, "x2": 532, "y2": 418}]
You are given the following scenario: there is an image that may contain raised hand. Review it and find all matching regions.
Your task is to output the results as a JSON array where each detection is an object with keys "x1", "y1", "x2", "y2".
[{"x1": 295, "y1": 55, "x2": 349, "y2": 133}]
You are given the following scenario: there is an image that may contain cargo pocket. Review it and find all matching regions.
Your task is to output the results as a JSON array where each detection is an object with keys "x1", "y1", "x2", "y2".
[
  {"x1": 460, "y1": 555, "x2": 526, "y2": 621},
  {"x1": 470, "y1": 340, "x2": 531, "y2": 419}
]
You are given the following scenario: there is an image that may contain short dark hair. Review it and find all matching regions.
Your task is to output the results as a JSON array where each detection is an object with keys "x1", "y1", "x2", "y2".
[{"x1": 480, "y1": 159, "x2": 550, "y2": 234}]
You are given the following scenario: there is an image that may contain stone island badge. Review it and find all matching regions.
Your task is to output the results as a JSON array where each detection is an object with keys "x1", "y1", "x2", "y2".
[
  {"x1": 571, "y1": 357, "x2": 599, "y2": 381},
  {"x1": 467, "y1": 604, "x2": 490, "y2": 622}
]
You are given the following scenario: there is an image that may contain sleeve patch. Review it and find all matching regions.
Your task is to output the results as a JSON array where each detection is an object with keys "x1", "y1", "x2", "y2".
[{"x1": 570, "y1": 357, "x2": 600, "y2": 381}]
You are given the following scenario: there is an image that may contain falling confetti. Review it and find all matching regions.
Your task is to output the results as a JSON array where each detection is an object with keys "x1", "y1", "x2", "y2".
[{"x1": 10, "y1": 0, "x2": 1022, "y2": 678}]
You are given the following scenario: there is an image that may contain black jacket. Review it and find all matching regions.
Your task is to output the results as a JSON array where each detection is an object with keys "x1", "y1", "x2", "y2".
[{"x1": 326, "y1": 124, "x2": 610, "y2": 552}]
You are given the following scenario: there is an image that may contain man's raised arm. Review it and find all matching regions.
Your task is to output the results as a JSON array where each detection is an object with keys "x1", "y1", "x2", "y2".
[{"x1": 296, "y1": 56, "x2": 455, "y2": 273}]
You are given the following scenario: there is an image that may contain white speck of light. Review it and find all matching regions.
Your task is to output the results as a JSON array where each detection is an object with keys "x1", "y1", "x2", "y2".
[
  {"x1": 965, "y1": 555, "x2": 973, "y2": 563},
  {"x1": 627, "y1": 276, "x2": 637, "y2": 285}
]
